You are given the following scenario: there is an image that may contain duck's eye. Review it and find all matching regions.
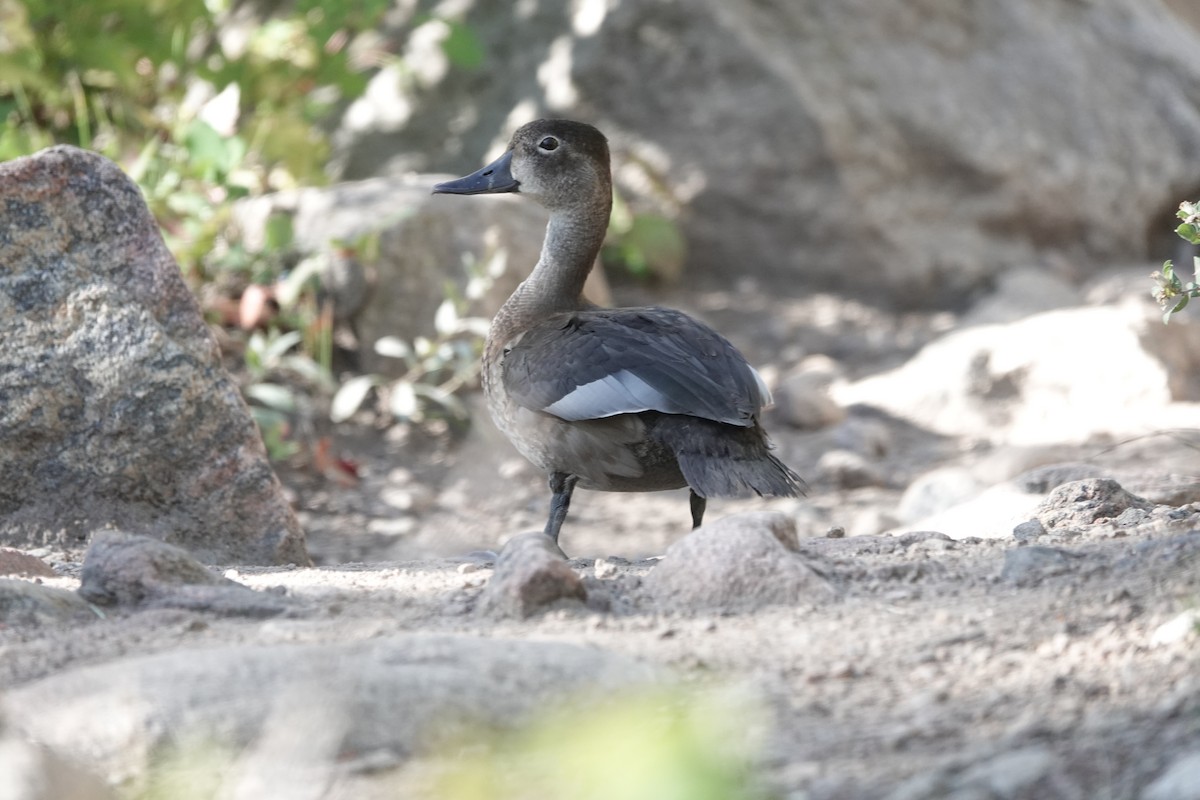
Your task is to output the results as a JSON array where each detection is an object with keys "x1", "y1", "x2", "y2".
[{"x1": 538, "y1": 136, "x2": 559, "y2": 152}]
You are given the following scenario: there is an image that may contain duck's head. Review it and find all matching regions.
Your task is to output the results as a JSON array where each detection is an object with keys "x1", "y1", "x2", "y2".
[{"x1": 433, "y1": 119, "x2": 611, "y2": 211}]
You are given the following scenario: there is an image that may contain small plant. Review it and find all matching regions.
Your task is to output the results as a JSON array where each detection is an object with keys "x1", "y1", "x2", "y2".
[
  {"x1": 329, "y1": 250, "x2": 496, "y2": 427},
  {"x1": 603, "y1": 189, "x2": 686, "y2": 283},
  {"x1": 1152, "y1": 200, "x2": 1200, "y2": 323},
  {"x1": 432, "y1": 687, "x2": 772, "y2": 800}
]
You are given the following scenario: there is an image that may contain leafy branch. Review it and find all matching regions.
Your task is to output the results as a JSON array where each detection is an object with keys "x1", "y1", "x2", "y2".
[{"x1": 1152, "y1": 200, "x2": 1200, "y2": 323}]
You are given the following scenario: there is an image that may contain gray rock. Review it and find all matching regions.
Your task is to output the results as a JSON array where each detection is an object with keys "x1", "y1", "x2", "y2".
[
  {"x1": 773, "y1": 366, "x2": 845, "y2": 430},
  {"x1": 1, "y1": 635, "x2": 660, "y2": 790},
  {"x1": 234, "y1": 179, "x2": 610, "y2": 377},
  {"x1": 1012, "y1": 518, "x2": 1048, "y2": 543},
  {"x1": 79, "y1": 531, "x2": 290, "y2": 617},
  {"x1": 885, "y1": 746, "x2": 1060, "y2": 800},
  {"x1": 953, "y1": 746, "x2": 1059, "y2": 798},
  {"x1": 0, "y1": 146, "x2": 308, "y2": 566},
  {"x1": 1000, "y1": 545, "x2": 1082, "y2": 584},
  {"x1": 1035, "y1": 479, "x2": 1152, "y2": 532},
  {"x1": 645, "y1": 512, "x2": 834, "y2": 611},
  {"x1": 835, "y1": 305, "x2": 1200, "y2": 446},
  {"x1": 331, "y1": 2, "x2": 1200, "y2": 308},
  {"x1": 816, "y1": 449, "x2": 889, "y2": 490},
  {"x1": 0, "y1": 579, "x2": 98, "y2": 627},
  {"x1": 1142, "y1": 751, "x2": 1200, "y2": 800},
  {"x1": 477, "y1": 532, "x2": 586, "y2": 618}
]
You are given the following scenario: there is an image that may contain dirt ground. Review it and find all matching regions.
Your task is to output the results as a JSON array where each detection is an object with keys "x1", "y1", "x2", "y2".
[{"x1": 3, "y1": 281, "x2": 1200, "y2": 799}]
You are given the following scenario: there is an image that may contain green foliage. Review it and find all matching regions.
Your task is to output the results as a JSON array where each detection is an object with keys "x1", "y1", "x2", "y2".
[
  {"x1": 330, "y1": 251, "x2": 493, "y2": 426},
  {"x1": 1, "y1": 0, "x2": 491, "y2": 457},
  {"x1": 434, "y1": 688, "x2": 772, "y2": 800},
  {"x1": 1153, "y1": 200, "x2": 1200, "y2": 324},
  {"x1": 603, "y1": 189, "x2": 687, "y2": 282}
]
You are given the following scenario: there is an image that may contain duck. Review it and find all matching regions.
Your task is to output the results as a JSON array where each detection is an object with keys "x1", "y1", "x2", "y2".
[{"x1": 433, "y1": 119, "x2": 803, "y2": 549}]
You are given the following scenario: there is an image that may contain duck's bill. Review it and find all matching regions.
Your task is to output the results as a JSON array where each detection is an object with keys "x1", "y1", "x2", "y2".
[{"x1": 432, "y1": 151, "x2": 519, "y2": 195}]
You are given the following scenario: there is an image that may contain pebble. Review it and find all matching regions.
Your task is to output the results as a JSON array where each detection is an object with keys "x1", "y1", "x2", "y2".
[
  {"x1": 593, "y1": 558, "x2": 620, "y2": 580},
  {"x1": 1011, "y1": 518, "x2": 1047, "y2": 542}
]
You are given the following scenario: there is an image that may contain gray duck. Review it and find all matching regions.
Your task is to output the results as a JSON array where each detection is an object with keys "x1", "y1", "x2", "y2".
[{"x1": 433, "y1": 119, "x2": 803, "y2": 548}]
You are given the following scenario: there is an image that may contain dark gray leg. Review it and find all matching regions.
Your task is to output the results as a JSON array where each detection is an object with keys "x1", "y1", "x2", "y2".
[
  {"x1": 544, "y1": 472, "x2": 579, "y2": 544},
  {"x1": 689, "y1": 489, "x2": 706, "y2": 529}
]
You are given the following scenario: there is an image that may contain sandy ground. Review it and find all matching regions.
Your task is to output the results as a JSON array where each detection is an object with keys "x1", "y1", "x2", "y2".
[{"x1": 3, "y1": 280, "x2": 1200, "y2": 799}]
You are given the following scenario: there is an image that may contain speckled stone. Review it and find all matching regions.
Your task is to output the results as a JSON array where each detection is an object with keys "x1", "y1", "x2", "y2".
[{"x1": 0, "y1": 146, "x2": 308, "y2": 565}]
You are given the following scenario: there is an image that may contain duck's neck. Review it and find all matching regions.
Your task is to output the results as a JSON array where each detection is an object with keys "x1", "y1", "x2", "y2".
[{"x1": 516, "y1": 198, "x2": 610, "y2": 314}]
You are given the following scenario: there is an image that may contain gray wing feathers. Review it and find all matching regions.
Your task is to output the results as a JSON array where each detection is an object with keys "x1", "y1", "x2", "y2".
[{"x1": 504, "y1": 308, "x2": 768, "y2": 427}]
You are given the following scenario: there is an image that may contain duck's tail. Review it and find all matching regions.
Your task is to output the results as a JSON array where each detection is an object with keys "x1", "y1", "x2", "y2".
[{"x1": 648, "y1": 415, "x2": 806, "y2": 499}]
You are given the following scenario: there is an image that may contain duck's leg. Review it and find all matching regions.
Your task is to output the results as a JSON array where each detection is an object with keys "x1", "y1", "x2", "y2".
[
  {"x1": 544, "y1": 471, "x2": 579, "y2": 544},
  {"x1": 689, "y1": 489, "x2": 706, "y2": 529}
]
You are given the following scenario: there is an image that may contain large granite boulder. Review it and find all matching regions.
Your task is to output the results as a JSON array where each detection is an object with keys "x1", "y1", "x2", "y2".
[
  {"x1": 0, "y1": 146, "x2": 309, "y2": 565},
  {"x1": 330, "y1": 0, "x2": 1200, "y2": 308}
]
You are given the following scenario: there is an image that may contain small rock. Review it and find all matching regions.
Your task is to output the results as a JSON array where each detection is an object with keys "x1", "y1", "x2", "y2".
[
  {"x1": 477, "y1": 532, "x2": 586, "y2": 618},
  {"x1": 0, "y1": 548, "x2": 56, "y2": 578},
  {"x1": 0, "y1": 579, "x2": 99, "y2": 627},
  {"x1": 1035, "y1": 479, "x2": 1151, "y2": 532},
  {"x1": 1142, "y1": 751, "x2": 1200, "y2": 800},
  {"x1": 773, "y1": 364, "x2": 846, "y2": 430},
  {"x1": 1000, "y1": 546, "x2": 1082, "y2": 584},
  {"x1": 644, "y1": 512, "x2": 833, "y2": 612},
  {"x1": 78, "y1": 531, "x2": 289, "y2": 617},
  {"x1": 1012, "y1": 518, "x2": 1047, "y2": 542},
  {"x1": 817, "y1": 449, "x2": 888, "y2": 489},
  {"x1": 1115, "y1": 506, "x2": 1151, "y2": 528},
  {"x1": 832, "y1": 414, "x2": 894, "y2": 459},
  {"x1": 593, "y1": 558, "x2": 619, "y2": 580}
]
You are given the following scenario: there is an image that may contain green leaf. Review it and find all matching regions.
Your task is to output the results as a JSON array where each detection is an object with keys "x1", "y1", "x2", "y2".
[
  {"x1": 245, "y1": 382, "x2": 297, "y2": 412},
  {"x1": 331, "y1": 374, "x2": 377, "y2": 422},
  {"x1": 263, "y1": 330, "x2": 304, "y2": 364},
  {"x1": 374, "y1": 336, "x2": 412, "y2": 360},
  {"x1": 434, "y1": 298, "x2": 459, "y2": 336},
  {"x1": 264, "y1": 212, "x2": 294, "y2": 251},
  {"x1": 389, "y1": 380, "x2": 419, "y2": 420},
  {"x1": 441, "y1": 20, "x2": 484, "y2": 70}
]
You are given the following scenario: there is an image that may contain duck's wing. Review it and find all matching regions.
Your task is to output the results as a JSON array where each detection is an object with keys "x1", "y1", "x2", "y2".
[{"x1": 502, "y1": 307, "x2": 770, "y2": 427}]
